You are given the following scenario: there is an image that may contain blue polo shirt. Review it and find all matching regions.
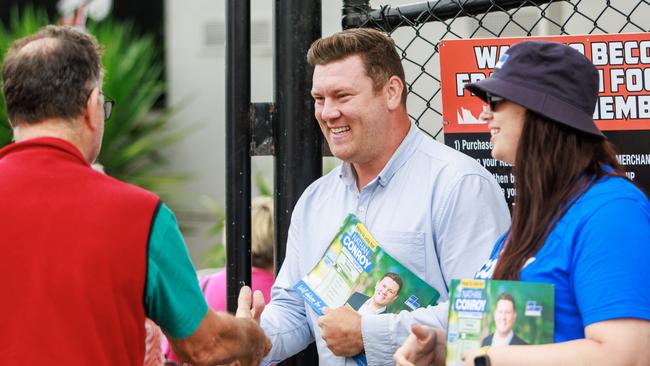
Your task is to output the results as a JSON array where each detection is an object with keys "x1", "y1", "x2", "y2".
[{"x1": 476, "y1": 175, "x2": 650, "y2": 342}]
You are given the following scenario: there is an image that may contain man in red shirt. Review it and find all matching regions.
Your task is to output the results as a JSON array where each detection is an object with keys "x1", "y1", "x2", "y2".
[{"x1": 0, "y1": 25, "x2": 270, "y2": 366}]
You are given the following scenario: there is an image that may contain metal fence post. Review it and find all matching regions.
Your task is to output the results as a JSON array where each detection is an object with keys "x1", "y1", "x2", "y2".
[
  {"x1": 274, "y1": 0, "x2": 322, "y2": 364},
  {"x1": 342, "y1": 0, "x2": 371, "y2": 29},
  {"x1": 225, "y1": 0, "x2": 252, "y2": 313}
]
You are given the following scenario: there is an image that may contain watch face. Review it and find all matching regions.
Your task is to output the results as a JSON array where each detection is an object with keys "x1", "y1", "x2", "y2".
[{"x1": 474, "y1": 355, "x2": 491, "y2": 366}]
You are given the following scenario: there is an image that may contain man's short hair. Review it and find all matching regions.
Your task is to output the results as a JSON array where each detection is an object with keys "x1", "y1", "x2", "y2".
[
  {"x1": 382, "y1": 272, "x2": 403, "y2": 295},
  {"x1": 497, "y1": 292, "x2": 516, "y2": 308},
  {"x1": 306, "y1": 28, "x2": 407, "y2": 105},
  {"x1": 2, "y1": 25, "x2": 104, "y2": 126}
]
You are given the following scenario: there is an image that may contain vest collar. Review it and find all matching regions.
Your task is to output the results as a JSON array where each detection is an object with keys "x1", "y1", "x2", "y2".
[{"x1": 0, "y1": 137, "x2": 89, "y2": 165}]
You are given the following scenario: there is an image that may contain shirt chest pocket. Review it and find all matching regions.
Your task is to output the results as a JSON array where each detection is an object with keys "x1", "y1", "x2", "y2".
[{"x1": 372, "y1": 230, "x2": 427, "y2": 277}]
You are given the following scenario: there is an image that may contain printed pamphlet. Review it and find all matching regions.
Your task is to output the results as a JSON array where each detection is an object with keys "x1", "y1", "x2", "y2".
[
  {"x1": 294, "y1": 213, "x2": 440, "y2": 366},
  {"x1": 446, "y1": 279, "x2": 554, "y2": 366}
]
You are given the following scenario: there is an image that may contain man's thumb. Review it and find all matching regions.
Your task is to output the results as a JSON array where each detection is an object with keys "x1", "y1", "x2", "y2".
[
  {"x1": 411, "y1": 324, "x2": 431, "y2": 341},
  {"x1": 251, "y1": 289, "x2": 266, "y2": 321}
]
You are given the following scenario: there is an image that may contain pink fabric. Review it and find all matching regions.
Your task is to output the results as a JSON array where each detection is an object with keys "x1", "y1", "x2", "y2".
[
  {"x1": 144, "y1": 319, "x2": 164, "y2": 366},
  {"x1": 164, "y1": 268, "x2": 274, "y2": 363},
  {"x1": 202, "y1": 267, "x2": 274, "y2": 312}
]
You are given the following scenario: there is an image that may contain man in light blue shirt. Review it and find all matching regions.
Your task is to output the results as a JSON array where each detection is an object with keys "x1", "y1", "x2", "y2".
[{"x1": 260, "y1": 28, "x2": 510, "y2": 366}]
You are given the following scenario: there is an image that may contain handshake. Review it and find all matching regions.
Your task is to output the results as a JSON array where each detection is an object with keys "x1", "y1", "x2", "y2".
[
  {"x1": 168, "y1": 286, "x2": 271, "y2": 366},
  {"x1": 231, "y1": 287, "x2": 273, "y2": 366}
]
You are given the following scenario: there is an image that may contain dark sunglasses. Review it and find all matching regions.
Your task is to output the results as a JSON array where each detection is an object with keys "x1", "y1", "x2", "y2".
[{"x1": 486, "y1": 93, "x2": 505, "y2": 111}]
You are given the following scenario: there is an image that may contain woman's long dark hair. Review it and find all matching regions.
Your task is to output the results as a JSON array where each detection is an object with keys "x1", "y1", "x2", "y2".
[{"x1": 491, "y1": 111, "x2": 626, "y2": 280}]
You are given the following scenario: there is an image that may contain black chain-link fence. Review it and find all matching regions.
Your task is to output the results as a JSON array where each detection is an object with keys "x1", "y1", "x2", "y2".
[{"x1": 343, "y1": 0, "x2": 650, "y2": 139}]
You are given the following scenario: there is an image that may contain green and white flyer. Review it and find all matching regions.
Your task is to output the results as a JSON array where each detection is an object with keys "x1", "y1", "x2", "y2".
[
  {"x1": 294, "y1": 213, "x2": 440, "y2": 366},
  {"x1": 446, "y1": 279, "x2": 555, "y2": 366}
]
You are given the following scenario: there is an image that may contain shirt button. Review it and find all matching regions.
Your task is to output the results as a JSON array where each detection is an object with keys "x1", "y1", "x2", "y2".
[{"x1": 358, "y1": 206, "x2": 365, "y2": 212}]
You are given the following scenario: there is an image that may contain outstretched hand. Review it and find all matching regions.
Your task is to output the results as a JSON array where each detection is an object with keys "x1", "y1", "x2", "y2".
[
  {"x1": 234, "y1": 286, "x2": 272, "y2": 366},
  {"x1": 394, "y1": 324, "x2": 446, "y2": 366},
  {"x1": 236, "y1": 286, "x2": 266, "y2": 323}
]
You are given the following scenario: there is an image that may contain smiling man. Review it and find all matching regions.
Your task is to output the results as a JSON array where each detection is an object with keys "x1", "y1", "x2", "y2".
[
  {"x1": 260, "y1": 28, "x2": 511, "y2": 366},
  {"x1": 481, "y1": 293, "x2": 528, "y2": 346},
  {"x1": 347, "y1": 273, "x2": 403, "y2": 315}
]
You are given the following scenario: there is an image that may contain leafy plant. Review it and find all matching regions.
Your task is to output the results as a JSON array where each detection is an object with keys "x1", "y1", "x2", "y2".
[
  {"x1": 200, "y1": 194, "x2": 227, "y2": 268},
  {"x1": 91, "y1": 19, "x2": 194, "y2": 200},
  {"x1": 0, "y1": 6, "x2": 51, "y2": 146},
  {"x1": 0, "y1": 6, "x2": 191, "y2": 202}
]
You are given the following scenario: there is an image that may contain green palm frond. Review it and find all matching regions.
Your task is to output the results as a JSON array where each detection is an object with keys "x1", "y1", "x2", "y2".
[
  {"x1": 0, "y1": 6, "x2": 49, "y2": 145},
  {"x1": 199, "y1": 194, "x2": 227, "y2": 268},
  {"x1": 89, "y1": 20, "x2": 193, "y2": 199},
  {"x1": 0, "y1": 7, "x2": 193, "y2": 203}
]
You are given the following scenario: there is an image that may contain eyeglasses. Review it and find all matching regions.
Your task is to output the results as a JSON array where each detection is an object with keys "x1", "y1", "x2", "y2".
[
  {"x1": 101, "y1": 93, "x2": 115, "y2": 121},
  {"x1": 88, "y1": 89, "x2": 116, "y2": 120},
  {"x1": 486, "y1": 93, "x2": 505, "y2": 111}
]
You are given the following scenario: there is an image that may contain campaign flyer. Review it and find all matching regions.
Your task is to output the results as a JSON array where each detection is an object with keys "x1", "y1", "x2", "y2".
[{"x1": 446, "y1": 279, "x2": 554, "y2": 366}]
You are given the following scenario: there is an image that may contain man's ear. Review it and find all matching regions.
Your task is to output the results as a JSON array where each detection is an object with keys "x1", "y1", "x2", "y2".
[
  {"x1": 84, "y1": 87, "x2": 102, "y2": 131},
  {"x1": 385, "y1": 75, "x2": 404, "y2": 111}
]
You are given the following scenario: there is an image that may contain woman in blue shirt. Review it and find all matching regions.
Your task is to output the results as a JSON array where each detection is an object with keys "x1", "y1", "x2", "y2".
[{"x1": 394, "y1": 40, "x2": 650, "y2": 366}]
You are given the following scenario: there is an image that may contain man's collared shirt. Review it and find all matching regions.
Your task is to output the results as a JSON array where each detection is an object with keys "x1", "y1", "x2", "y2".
[
  {"x1": 260, "y1": 123, "x2": 511, "y2": 366},
  {"x1": 358, "y1": 298, "x2": 386, "y2": 315},
  {"x1": 490, "y1": 330, "x2": 514, "y2": 346}
]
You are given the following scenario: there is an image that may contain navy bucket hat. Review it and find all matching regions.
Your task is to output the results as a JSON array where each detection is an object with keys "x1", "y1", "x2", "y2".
[{"x1": 465, "y1": 40, "x2": 605, "y2": 138}]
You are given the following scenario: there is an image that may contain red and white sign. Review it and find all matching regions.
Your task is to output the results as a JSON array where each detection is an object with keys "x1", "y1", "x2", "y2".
[{"x1": 440, "y1": 33, "x2": 650, "y2": 134}]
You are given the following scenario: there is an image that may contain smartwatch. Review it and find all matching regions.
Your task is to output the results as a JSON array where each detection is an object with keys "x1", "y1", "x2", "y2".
[
  {"x1": 474, "y1": 346, "x2": 491, "y2": 366},
  {"x1": 474, "y1": 354, "x2": 491, "y2": 366}
]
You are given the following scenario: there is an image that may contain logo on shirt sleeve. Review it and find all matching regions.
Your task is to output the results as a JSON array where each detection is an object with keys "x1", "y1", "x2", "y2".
[{"x1": 474, "y1": 257, "x2": 497, "y2": 279}]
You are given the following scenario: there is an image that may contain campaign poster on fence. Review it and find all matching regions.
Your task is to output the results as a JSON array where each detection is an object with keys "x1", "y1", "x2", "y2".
[{"x1": 440, "y1": 34, "x2": 650, "y2": 207}]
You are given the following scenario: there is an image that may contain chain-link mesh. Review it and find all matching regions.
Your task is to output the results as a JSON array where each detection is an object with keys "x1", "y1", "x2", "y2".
[{"x1": 343, "y1": 0, "x2": 650, "y2": 140}]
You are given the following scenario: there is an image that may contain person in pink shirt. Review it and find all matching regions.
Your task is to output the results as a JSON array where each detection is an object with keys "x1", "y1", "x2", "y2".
[
  {"x1": 164, "y1": 196, "x2": 275, "y2": 365},
  {"x1": 200, "y1": 196, "x2": 275, "y2": 310}
]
